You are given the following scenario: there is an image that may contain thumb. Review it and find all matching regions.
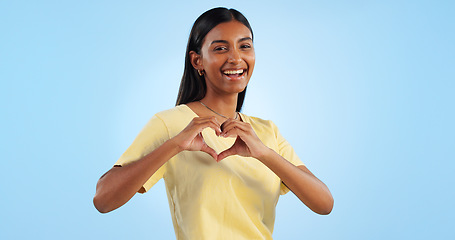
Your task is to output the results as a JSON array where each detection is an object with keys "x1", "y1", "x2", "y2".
[
  {"x1": 201, "y1": 143, "x2": 218, "y2": 160},
  {"x1": 217, "y1": 146, "x2": 237, "y2": 162}
]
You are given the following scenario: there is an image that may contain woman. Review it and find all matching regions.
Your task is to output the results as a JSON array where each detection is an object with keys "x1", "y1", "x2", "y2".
[{"x1": 94, "y1": 7, "x2": 333, "y2": 239}]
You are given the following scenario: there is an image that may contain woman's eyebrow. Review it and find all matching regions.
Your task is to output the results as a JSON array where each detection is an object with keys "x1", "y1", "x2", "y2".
[
  {"x1": 239, "y1": 37, "x2": 252, "y2": 42},
  {"x1": 210, "y1": 37, "x2": 253, "y2": 45},
  {"x1": 210, "y1": 40, "x2": 229, "y2": 45}
]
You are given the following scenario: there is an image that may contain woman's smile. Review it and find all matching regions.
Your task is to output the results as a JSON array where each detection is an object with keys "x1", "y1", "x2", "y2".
[{"x1": 222, "y1": 68, "x2": 247, "y2": 80}]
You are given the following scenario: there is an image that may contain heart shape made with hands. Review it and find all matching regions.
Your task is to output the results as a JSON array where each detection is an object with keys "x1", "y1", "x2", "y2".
[{"x1": 201, "y1": 128, "x2": 236, "y2": 155}]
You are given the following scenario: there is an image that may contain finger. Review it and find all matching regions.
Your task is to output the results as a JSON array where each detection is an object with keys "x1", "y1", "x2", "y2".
[
  {"x1": 221, "y1": 121, "x2": 249, "y2": 137},
  {"x1": 220, "y1": 118, "x2": 234, "y2": 132},
  {"x1": 201, "y1": 143, "x2": 218, "y2": 160},
  {"x1": 187, "y1": 119, "x2": 221, "y2": 137},
  {"x1": 220, "y1": 118, "x2": 239, "y2": 129},
  {"x1": 193, "y1": 116, "x2": 221, "y2": 127},
  {"x1": 222, "y1": 125, "x2": 249, "y2": 139},
  {"x1": 198, "y1": 117, "x2": 222, "y2": 136},
  {"x1": 177, "y1": 118, "x2": 221, "y2": 149},
  {"x1": 212, "y1": 117, "x2": 221, "y2": 127},
  {"x1": 208, "y1": 118, "x2": 222, "y2": 136}
]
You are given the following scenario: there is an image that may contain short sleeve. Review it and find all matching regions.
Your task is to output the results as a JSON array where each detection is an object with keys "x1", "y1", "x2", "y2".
[
  {"x1": 114, "y1": 115, "x2": 170, "y2": 193},
  {"x1": 271, "y1": 121, "x2": 305, "y2": 195}
]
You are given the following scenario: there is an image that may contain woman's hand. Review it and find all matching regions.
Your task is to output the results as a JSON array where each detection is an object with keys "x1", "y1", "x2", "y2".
[
  {"x1": 217, "y1": 118, "x2": 270, "y2": 162},
  {"x1": 172, "y1": 116, "x2": 222, "y2": 160}
]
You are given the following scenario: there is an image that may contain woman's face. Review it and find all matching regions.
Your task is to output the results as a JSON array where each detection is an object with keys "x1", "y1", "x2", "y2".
[{"x1": 192, "y1": 20, "x2": 255, "y2": 96}]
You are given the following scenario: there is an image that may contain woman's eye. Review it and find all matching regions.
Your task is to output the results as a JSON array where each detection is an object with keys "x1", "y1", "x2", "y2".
[
  {"x1": 214, "y1": 46, "x2": 227, "y2": 51},
  {"x1": 241, "y1": 44, "x2": 252, "y2": 49}
]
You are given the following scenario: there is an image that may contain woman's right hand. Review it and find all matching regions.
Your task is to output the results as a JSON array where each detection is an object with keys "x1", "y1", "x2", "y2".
[
  {"x1": 171, "y1": 116, "x2": 221, "y2": 160},
  {"x1": 94, "y1": 116, "x2": 221, "y2": 213}
]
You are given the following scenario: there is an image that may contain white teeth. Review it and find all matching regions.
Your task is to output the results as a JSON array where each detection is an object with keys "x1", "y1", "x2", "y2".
[{"x1": 223, "y1": 69, "x2": 244, "y2": 75}]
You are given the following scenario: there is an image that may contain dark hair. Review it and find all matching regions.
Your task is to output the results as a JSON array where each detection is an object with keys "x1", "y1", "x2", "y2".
[{"x1": 175, "y1": 7, "x2": 253, "y2": 112}]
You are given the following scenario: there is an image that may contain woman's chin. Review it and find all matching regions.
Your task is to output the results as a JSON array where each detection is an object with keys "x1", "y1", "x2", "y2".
[{"x1": 228, "y1": 84, "x2": 248, "y2": 94}]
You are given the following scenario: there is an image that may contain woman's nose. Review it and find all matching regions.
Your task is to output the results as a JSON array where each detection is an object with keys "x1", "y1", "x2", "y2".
[{"x1": 227, "y1": 48, "x2": 241, "y2": 64}]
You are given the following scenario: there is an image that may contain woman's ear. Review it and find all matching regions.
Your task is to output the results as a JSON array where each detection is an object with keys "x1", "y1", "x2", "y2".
[{"x1": 189, "y1": 51, "x2": 202, "y2": 71}]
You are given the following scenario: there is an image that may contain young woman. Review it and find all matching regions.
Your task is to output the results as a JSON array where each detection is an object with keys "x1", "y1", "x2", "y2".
[{"x1": 94, "y1": 7, "x2": 333, "y2": 239}]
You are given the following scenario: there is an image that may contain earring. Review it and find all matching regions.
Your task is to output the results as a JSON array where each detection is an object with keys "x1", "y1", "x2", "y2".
[{"x1": 198, "y1": 69, "x2": 204, "y2": 76}]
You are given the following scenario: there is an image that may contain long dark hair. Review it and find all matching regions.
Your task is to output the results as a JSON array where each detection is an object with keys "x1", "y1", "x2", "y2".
[{"x1": 175, "y1": 7, "x2": 253, "y2": 112}]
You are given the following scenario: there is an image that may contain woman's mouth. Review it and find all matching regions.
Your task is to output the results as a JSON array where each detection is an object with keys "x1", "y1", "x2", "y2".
[{"x1": 222, "y1": 69, "x2": 246, "y2": 79}]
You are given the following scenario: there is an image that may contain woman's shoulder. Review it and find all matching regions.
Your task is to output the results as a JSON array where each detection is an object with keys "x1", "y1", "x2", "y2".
[
  {"x1": 154, "y1": 104, "x2": 195, "y2": 120},
  {"x1": 240, "y1": 113, "x2": 278, "y2": 134},
  {"x1": 147, "y1": 105, "x2": 196, "y2": 135}
]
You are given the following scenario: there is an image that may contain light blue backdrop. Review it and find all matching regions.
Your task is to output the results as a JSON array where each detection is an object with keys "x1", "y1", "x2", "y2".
[{"x1": 1, "y1": 0, "x2": 454, "y2": 239}]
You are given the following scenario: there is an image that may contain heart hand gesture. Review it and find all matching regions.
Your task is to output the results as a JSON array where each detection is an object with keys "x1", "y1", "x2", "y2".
[{"x1": 217, "y1": 118, "x2": 269, "y2": 162}]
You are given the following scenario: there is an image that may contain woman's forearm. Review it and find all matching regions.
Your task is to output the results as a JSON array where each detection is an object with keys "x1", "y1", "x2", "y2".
[
  {"x1": 93, "y1": 116, "x2": 223, "y2": 213},
  {"x1": 258, "y1": 149, "x2": 334, "y2": 215},
  {"x1": 93, "y1": 139, "x2": 181, "y2": 213}
]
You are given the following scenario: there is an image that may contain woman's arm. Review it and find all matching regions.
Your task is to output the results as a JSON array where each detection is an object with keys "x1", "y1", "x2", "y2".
[
  {"x1": 257, "y1": 150, "x2": 333, "y2": 215},
  {"x1": 218, "y1": 119, "x2": 334, "y2": 215},
  {"x1": 93, "y1": 139, "x2": 180, "y2": 213},
  {"x1": 93, "y1": 116, "x2": 221, "y2": 213}
]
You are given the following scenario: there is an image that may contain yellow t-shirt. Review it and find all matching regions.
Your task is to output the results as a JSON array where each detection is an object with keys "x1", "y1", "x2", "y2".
[{"x1": 115, "y1": 105, "x2": 304, "y2": 240}]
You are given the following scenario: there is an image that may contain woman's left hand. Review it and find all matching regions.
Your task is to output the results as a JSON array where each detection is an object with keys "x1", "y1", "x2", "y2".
[
  {"x1": 217, "y1": 118, "x2": 334, "y2": 215},
  {"x1": 217, "y1": 118, "x2": 270, "y2": 162}
]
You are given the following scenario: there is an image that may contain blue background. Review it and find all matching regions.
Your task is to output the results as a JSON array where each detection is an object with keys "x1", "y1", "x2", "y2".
[{"x1": 1, "y1": 0, "x2": 454, "y2": 239}]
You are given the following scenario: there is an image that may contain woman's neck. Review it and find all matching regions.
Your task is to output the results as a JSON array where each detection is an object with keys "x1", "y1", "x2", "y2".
[{"x1": 199, "y1": 93, "x2": 238, "y2": 119}]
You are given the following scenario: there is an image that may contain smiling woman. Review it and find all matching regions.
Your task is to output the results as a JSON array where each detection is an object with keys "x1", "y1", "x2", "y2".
[{"x1": 93, "y1": 7, "x2": 333, "y2": 240}]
